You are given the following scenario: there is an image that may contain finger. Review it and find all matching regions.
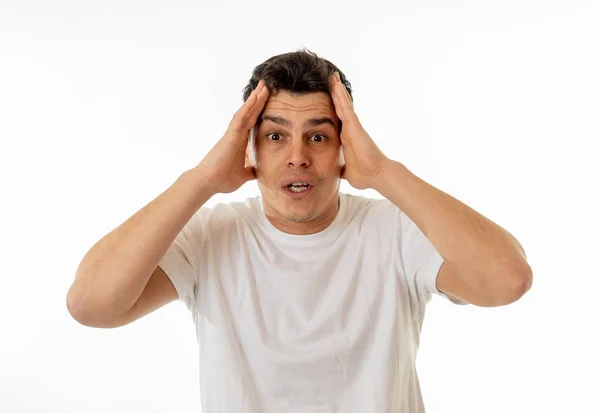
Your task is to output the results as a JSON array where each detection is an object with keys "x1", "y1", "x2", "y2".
[
  {"x1": 329, "y1": 74, "x2": 356, "y2": 124},
  {"x1": 230, "y1": 80, "x2": 267, "y2": 131},
  {"x1": 329, "y1": 74, "x2": 343, "y2": 118},
  {"x1": 329, "y1": 78, "x2": 344, "y2": 121},
  {"x1": 243, "y1": 81, "x2": 271, "y2": 128},
  {"x1": 336, "y1": 74, "x2": 357, "y2": 120},
  {"x1": 335, "y1": 72, "x2": 354, "y2": 107}
]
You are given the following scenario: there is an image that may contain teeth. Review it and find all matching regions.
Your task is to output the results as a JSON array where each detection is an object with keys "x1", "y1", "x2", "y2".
[{"x1": 287, "y1": 183, "x2": 310, "y2": 193}]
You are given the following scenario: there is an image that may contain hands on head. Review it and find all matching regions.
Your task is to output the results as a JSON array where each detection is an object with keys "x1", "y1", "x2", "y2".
[
  {"x1": 197, "y1": 73, "x2": 389, "y2": 196},
  {"x1": 197, "y1": 80, "x2": 271, "y2": 194},
  {"x1": 327, "y1": 72, "x2": 389, "y2": 190}
]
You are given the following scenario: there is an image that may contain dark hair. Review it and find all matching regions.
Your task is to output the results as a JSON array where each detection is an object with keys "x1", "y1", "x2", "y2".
[{"x1": 241, "y1": 48, "x2": 353, "y2": 103}]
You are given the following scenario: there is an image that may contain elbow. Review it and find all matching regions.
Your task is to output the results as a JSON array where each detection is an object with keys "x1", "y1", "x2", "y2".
[
  {"x1": 512, "y1": 263, "x2": 533, "y2": 299},
  {"x1": 471, "y1": 264, "x2": 533, "y2": 307},
  {"x1": 497, "y1": 264, "x2": 533, "y2": 306},
  {"x1": 66, "y1": 286, "x2": 97, "y2": 327},
  {"x1": 66, "y1": 284, "x2": 121, "y2": 328}
]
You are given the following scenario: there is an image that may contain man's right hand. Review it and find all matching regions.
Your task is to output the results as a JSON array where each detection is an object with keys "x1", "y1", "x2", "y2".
[{"x1": 197, "y1": 80, "x2": 270, "y2": 194}]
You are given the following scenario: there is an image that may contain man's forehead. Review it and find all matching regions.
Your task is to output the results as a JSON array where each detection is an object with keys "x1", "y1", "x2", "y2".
[
  {"x1": 263, "y1": 90, "x2": 334, "y2": 113},
  {"x1": 259, "y1": 90, "x2": 337, "y2": 126}
]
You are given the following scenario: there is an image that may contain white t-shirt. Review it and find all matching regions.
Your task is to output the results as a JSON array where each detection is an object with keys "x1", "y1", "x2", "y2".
[{"x1": 159, "y1": 192, "x2": 468, "y2": 413}]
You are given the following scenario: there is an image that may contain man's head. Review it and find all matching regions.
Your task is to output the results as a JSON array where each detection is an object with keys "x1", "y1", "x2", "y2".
[{"x1": 242, "y1": 49, "x2": 353, "y2": 234}]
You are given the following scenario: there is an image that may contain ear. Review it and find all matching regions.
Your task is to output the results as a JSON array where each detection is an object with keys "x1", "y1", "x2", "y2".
[
  {"x1": 247, "y1": 126, "x2": 258, "y2": 167},
  {"x1": 337, "y1": 145, "x2": 345, "y2": 167}
]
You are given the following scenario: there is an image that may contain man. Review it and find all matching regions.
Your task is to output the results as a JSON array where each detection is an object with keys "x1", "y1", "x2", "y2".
[{"x1": 67, "y1": 49, "x2": 532, "y2": 412}]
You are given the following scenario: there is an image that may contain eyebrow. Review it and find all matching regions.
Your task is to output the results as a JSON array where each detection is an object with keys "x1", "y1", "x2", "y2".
[{"x1": 261, "y1": 115, "x2": 337, "y2": 130}]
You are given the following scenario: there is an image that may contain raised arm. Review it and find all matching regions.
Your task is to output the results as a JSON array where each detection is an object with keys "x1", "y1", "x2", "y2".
[
  {"x1": 66, "y1": 80, "x2": 271, "y2": 327},
  {"x1": 66, "y1": 170, "x2": 215, "y2": 328}
]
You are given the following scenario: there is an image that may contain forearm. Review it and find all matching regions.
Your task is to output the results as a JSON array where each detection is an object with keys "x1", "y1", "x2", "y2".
[
  {"x1": 67, "y1": 167, "x2": 215, "y2": 322},
  {"x1": 374, "y1": 160, "x2": 530, "y2": 279}
]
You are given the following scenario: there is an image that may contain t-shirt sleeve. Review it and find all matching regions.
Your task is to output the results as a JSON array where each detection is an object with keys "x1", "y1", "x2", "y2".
[
  {"x1": 158, "y1": 211, "x2": 203, "y2": 312},
  {"x1": 399, "y1": 210, "x2": 469, "y2": 306}
]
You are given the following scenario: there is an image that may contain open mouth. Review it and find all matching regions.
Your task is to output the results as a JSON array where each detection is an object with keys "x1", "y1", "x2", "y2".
[
  {"x1": 283, "y1": 181, "x2": 314, "y2": 197},
  {"x1": 287, "y1": 183, "x2": 311, "y2": 193}
]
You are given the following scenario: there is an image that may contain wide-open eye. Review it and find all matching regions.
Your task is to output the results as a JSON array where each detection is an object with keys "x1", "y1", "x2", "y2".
[
  {"x1": 267, "y1": 133, "x2": 282, "y2": 141},
  {"x1": 311, "y1": 134, "x2": 327, "y2": 143}
]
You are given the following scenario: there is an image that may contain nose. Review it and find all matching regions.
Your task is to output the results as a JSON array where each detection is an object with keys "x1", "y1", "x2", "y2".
[{"x1": 286, "y1": 139, "x2": 310, "y2": 168}]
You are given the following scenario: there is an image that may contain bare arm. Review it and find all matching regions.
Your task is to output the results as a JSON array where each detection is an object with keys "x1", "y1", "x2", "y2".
[
  {"x1": 66, "y1": 80, "x2": 271, "y2": 328},
  {"x1": 327, "y1": 72, "x2": 531, "y2": 307},
  {"x1": 66, "y1": 168, "x2": 215, "y2": 328},
  {"x1": 376, "y1": 160, "x2": 532, "y2": 306}
]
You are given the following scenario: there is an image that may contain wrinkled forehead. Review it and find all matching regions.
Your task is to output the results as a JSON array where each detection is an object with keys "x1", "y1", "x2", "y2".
[{"x1": 257, "y1": 90, "x2": 339, "y2": 129}]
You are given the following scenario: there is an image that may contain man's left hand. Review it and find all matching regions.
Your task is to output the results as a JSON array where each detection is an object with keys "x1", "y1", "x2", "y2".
[{"x1": 329, "y1": 72, "x2": 389, "y2": 190}]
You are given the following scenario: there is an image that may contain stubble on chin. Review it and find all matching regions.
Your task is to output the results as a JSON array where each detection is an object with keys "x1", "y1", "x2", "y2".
[{"x1": 283, "y1": 211, "x2": 315, "y2": 224}]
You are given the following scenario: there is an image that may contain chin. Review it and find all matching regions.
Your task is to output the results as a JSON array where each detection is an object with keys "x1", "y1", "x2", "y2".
[
  {"x1": 279, "y1": 200, "x2": 316, "y2": 223},
  {"x1": 283, "y1": 210, "x2": 316, "y2": 224}
]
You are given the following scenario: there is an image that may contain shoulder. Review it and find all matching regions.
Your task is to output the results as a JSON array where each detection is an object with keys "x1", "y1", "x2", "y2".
[
  {"x1": 190, "y1": 196, "x2": 260, "y2": 232},
  {"x1": 341, "y1": 192, "x2": 399, "y2": 223}
]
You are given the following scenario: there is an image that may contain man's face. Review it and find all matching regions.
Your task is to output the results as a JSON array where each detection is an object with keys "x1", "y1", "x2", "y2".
[{"x1": 252, "y1": 90, "x2": 343, "y2": 232}]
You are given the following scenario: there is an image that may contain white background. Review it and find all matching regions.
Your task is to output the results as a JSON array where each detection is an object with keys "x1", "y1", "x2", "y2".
[{"x1": 1, "y1": 0, "x2": 599, "y2": 412}]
